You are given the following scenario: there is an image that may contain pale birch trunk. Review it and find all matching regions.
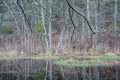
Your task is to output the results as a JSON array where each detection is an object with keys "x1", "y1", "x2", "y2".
[
  {"x1": 48, "y1": 0, "x2": 52, "y2": 52},
  {"x1": 40, "y1": 0, "x2": 49, "y2": 51},
  {"x1": 87, "y1": 0, "x2": 90, "y2": 21},
  {"x1": 81, "y1": 17, "x2": 86, "y2": 50},
  {"x1": 94, "y1": 0, "x2": 99, "y2": 49},
  {"x1": 114, "y1": 0, "x2": 118, "y2": 38},
  {"x1": 86, "y1": 0, "x2": 91, "y2": 51},
  {"x1": 114, "y1": 0, "x2": 118, "y2": 51}
]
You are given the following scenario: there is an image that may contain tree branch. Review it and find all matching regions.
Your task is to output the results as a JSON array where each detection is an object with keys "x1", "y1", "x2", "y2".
[
  {"x1": 17, "y1": 0, "x2": 32, "y2": 33},
  {"x1": 69, "y1": 7, "x2": 75, "y2": 42},
  {"x1": 65, "y1": 0, "x2": 96, "y2": 34},
  {"x1": 35, "y1": 0, "x2": 50, "y2": 14}
]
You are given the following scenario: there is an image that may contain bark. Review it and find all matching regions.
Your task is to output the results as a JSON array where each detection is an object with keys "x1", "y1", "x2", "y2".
[
  {"x1": 17, "y1": 0, "x2": 32, "y2": 34},
  {"x1": 48, "y1": 0, "x2": 52, "y2": 51},
  {"x1": 65, "y1": 0, "x2": 95, "y2": 34},
  {"x1": 40, "y1": 0, "x2": 49, "y2": 51},
  {"x1": 86, "y1": 0, "x2": 90, "y2": 21},
  {"x1": 81, "y1": 16, "x2": 86, "y2": 50},
  {"x1": 114, "y1": 0, "x2": 118, "y2": 38},
  {"x1": 94, "y1": 0, "x2": 99, "y2": 49},
  {"x1": 68, "y1": 7, "x2": 75, "y2": 43},
  {"x1": 57, "y1": 26, "x2": 65, "y2": 50},
  {"x1": 113, "y1": 0, "x2": 118, "y2": 51}
]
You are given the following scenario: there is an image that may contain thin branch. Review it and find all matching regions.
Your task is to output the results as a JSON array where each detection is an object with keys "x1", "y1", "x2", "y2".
[
  {"x1": 17, "y1": 0, "x2": 32, "y2": 33},
  {"x1": 2, "y1": 1, "x2": 20, "y2": 34},
  {"x1": 98, "y1": 0, "x2": 100, "y2": 12},
  {"x1": 69, "y1": 7, "x2": 75, "y2": 42},
  {"x1": 35, "y1": 0, "x2": 50, "y2": 14},
  {"x1": 65, "y1": 0, "x2": 96, "y2": 34}
]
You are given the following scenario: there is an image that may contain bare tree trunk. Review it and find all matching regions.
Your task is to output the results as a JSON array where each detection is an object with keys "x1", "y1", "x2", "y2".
[
  {"x1": 86, "y1": 0, "x2": 91, "y2": 51},
  {"x1": 48, "y1": 0, "x2": 52, "y2": 52},
  {"x1": 40, "y1": 0, "x2": 49, "y2": 51},
  {"x1": 57, "y1": 27, "x2": 65, "y2": 50},
  {"x1": 17, "y1": 0, "x2": 32, "y2": 35},
  {"x1": 114, "y1": 0, "x2": 118, "y2": 52},
  {"x1": 114, "y1": 0, "x2": 118, "y2": 38},
  {"x1": 81, "y1": 17, "x2": 86, "y2": 50},
  {"x1": 87, "y1": 0, "x2": 90, "y2": 21},
  {"x1": 94, "y1": 0, "x2": 99, "y2": 50}
]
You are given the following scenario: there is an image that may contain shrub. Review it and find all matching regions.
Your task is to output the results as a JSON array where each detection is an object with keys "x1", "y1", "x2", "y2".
[
  {"x1": 1, "y1": 27, "x2": 15, "y2": 35},
  {"x1": 32, "y1": 21, "x2": 44, "y2": 34}
]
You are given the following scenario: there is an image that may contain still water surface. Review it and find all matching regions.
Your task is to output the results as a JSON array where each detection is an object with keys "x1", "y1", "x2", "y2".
[{"x1": 0, "y1": 59, "x2": 119, "y2": 80}]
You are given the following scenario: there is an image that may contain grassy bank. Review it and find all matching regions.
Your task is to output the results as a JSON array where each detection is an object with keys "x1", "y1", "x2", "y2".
[{"x1": 0, "y1": 55, "x2": 120, "y2": 67}]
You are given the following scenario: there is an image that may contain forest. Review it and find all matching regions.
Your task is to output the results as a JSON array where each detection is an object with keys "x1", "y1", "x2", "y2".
[
  {"x1": 0, "y1": 0, "x2": 120, "y2": 80},
  {"x1": 0, "y1": 0, "x2": 120, "y2": 55}
]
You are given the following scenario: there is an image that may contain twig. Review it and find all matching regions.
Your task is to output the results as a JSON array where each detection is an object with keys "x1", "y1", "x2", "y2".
[
  {"x1": 68, "y1": 7, "x2": 76, "y2": 43},
  {"x1": 17, "y1": 0, "x2": 32, "y2": 33},
  {"x1": 65, "y1": 0, "x2": 96, "y2": 34}
]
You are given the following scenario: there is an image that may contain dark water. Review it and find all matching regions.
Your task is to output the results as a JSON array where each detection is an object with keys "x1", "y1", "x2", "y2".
[{"x1": 0, "y1": 59, "x2": 119, "y2": 80}]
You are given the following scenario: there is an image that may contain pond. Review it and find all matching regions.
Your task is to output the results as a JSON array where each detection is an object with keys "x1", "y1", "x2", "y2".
[{"x1": 0, "y1": 56, "x2": 120, "y2": 80}]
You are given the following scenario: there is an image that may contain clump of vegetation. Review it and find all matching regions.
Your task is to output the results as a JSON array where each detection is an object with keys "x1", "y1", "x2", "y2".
[
  {"x1": 1, "y1": 27, "x2": 15, "y2": 35},
  {"x1": 0, "y1": 55, "x2": 60, "y2": 60},
  {"x1": 54, "y1": 59, "x2": 108, "y2": 67},
  {"x1": 86, "y1": 56, "x2": 120, "y2": 60},
  {"x1": 32, "y1": 21, "x2": 44, "y2": 34},
  {"x1": 0, "y1": 56, "x2": 9, "y2": 60},
  {"x1": 0, "y1": 73, "x2": 16, "y2": 80},
  {"x1": 31, "y1": 55, "x2": 60, "y2": 60},
  {"x1": 32, "y1": 73, "x2": 45, "y2": 80}
]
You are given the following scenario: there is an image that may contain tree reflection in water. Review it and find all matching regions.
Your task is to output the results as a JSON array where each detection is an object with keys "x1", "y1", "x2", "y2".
[{"x1": 0, "y1": 59, "x2": 119, "y2": 80}]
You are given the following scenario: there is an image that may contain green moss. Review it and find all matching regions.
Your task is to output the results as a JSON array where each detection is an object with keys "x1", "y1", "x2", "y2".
[
  {"x1": 0, "y1": 73, "x2": 16, "y2": 80},
  {"x1": 32, "y1": 21, "x2": 44, "y2": 34},
  {"x1": 17, "y1": 55, "x2": 120, "y2": 60},
  {"x1": 0, "y1": 56, "x2": 9, "y2": 60},
  {"x1": 1, "y1": 55, "x2": 120, "y2": 62},
  {"x1": 31, "y1": 55, "x2": 59, "y2": 60},
  {"x1": 0, "y1": 55, "x2": 60, "y2": 61},
  {"x1": 33, "y1": 77, "x2": 44, "y2": 80},
  {"x1": 54, "y1": 60, "x2": 108, "y2": 67},
  {"x1": 86, "y1": 56, "x2": 120, "y2": 60},
  {"x1": 32, "y1": 73, "x2": 45, "y2": 80},
  {"x1": 1, "y1": 27, "x2": 15, "y2": 35}
]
